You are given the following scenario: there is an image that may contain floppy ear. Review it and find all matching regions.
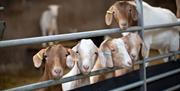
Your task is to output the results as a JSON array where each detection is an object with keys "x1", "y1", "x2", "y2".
[
  {"x1": 72, "y1": 42, "x2": 80, "y2": 52},
  {"x1": 33, "y1": 49, "x2": 46, "y2": 68},
  {"x1": 130, "y1": 5, "x2": 138, "y2": 21},
  {"x1": 66, "y1": 49, "x2": 75, "y2": 69},
  {"x1": 99, "y1": 40, "x2": 113, "y2": 68},
  {"x1": 137, "y1": 36, "x2": 148, "y2": 58},
  {"x1": 134, "y1": 33, "x2": 147, "y2": 58},
  {"x1": 105, "y1": 6, "x2": 114, "y2": 25}
]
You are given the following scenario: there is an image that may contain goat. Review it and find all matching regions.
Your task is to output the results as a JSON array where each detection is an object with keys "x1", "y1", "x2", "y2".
[
  {"x1": 62, "y1": 49, "x2": 89, "y2": 91},
  {"x1": 40, "y1": 5, "x2": 59, "y2": 47},
  {"x1": 33, "y1": 44, "x2": 69, "y2": 91},
  {"x1": 62, "y1": 39, "x2": 99, "y2": 90},
  {"x1": 105, "y1": 1, "x2": 177, "y2": 30},
  {"x1": 90, "y1": 37, "x2": 132, "y2": 84},
  {"x1": 115, "y1": 32, "x2": 145, "y2": 77},
  {"x1": 105, "y1": 1, "x2": 179, "y2": 64},
  {"x1": 71, "y1": 39, "x2": 99, "y2": 74},
  {"x1": 122, "y1": 32, "x2": 145, "y2": 62},
  {"x1": 176, "y1": 0, "x2": 180, "y2": 18}
]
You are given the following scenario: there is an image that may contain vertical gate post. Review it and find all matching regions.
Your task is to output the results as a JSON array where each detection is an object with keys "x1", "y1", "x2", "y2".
[{"x1": 135, "y1": 0, "x2": 147, "y2": 91}]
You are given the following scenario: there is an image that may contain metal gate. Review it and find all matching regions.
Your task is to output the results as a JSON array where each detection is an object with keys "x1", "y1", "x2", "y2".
[{"x1": 1, "y1": 0, "x2": 180, "y2": 91}]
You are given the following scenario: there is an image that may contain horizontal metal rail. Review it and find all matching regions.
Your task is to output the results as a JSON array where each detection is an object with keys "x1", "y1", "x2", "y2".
[
  {"x1": 3, "y1": 51, "x2": 180, "y2": 91},
  {"x1": 135, "y1": 51, "x2": 180, "y2": 65},
  {"x1": 164, "y1": 84, "x2": 180, "y2": 91},
  {"x1": 110, "y1": 68, "x2": 180, "y2": 91},
  {"x1": 0, "y1": 22, "x2": 180, "y2": 48},
  {"x1": 3, "y1": 67, "x2": 122, "y2": 91}
]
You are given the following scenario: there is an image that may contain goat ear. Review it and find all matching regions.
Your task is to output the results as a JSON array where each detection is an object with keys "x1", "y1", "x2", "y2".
[
  {"x1": 66, "y1": 55, "x2": 74, "y2": 69},
  {"x1": 66, "y1": 49, "x2": 75, "y2": 69},
  {"x1": 131, "y1": 6, "x2": 138, "y2": 21},
  {"x1": 135, "y1": 34, "x2": 147, "y2": 58},
  {"x1": 33, "y1": 49, "x2": 46, "y2": 68},
  {"x1": 72, "y1": 42, "x2": 80, "y2": 52},
  {"x1": 99, "y1": 40, "x2": 113, "y2": 68},
  {"x1": 105, "y1": 6, "x2": 114, "y2": 25}
]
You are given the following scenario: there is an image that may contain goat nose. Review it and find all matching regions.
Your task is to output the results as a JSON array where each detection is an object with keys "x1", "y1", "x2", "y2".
[
  {"x1": 83, "y1": 65, "x2": 89, "y2": 71},
  {"x1": 54, "y1": 69, "x2": 61, "y2": 74},
  {"x1": 121, "y1": 23, "x2": 127, "y2": 26}
]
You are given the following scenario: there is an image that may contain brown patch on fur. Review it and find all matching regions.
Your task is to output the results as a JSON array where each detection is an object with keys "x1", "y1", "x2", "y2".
[
  {"x1": 105, "y1": 1, "x2": 138, "y2": 29},
  {"x1": 33, "y1": 44, "x2": 70, "y2": 91}
]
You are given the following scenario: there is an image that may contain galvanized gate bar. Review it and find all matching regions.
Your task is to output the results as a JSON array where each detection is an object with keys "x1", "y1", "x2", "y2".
[
  {"x1": 0, "y1": 0, "x2": 180, "y2": 90},
  {"x1": 3, "y1": 67, "x2": 122, "y2": 91},
  {"x1": 135, "y1": 0, "x2": 147, "y2": 91},
  {"x1": 164, "y1": 84, "x2": 180, "y2": 91},
  {"x1": 135, "y1": 51, "x2": 180, "y2": 65},
  {"x1": 0, "y1": 22, "x2": 180, "y2": 48},
  {"x1": 4, "y1": 51, "x2": 180, "y2": 91},
  {"x1": 110, "y1": 68, "x2": 180, "y2": 91}
]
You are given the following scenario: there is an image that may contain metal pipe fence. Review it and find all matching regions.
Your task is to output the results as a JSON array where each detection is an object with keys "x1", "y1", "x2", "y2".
[
  {"x1": 0, "y1": 22, "x2": 180, "y2": 48},
  {"x1": 1, "y1": 0, "x2": 180, "y2": 90},
  {"x1": 110, "y1": 68, "x2": 180, "y2": 91},
  {"x1": 3, "y1": 51, "x2": 180, "y2": 91},
  {"x1": 164, "y1": 84, "x2": 180, "y2": 91},
  {"x1": 135, "y1": 0, "x2": 146, "y2": 90}
]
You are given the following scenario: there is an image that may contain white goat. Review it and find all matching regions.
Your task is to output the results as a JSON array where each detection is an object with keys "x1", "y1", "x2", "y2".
[
  {"x1": 105, "y1": 1, "x2": 179, "y2": 64},
  {"x1": 90, "y1": 37, "x2": 132, "y2": 84},
  {"x1": 62, "y1": 49, "x2": 88, "y2": 91},
  {"x1": 62, "y1": 39, "x2": 99, "y2": 91},
  {"x1": 40, "y1": 5, "x2": 59, "y2": 47}
]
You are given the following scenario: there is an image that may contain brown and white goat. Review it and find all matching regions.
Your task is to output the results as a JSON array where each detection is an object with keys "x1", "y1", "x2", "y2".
[
  {"x1": 122, "y1": 32, "x2": 145, "y2": 62},
  {"x1": 90, "y1": 37, "x2": 132, "y2": 84},
  {"x1": 115, "y1": 32, "x2": 145, "y2": 76},
  {"x1": 33, "y1": 44, "x2": 70, "y2": 91},
  {"x1": 105, "y1": 1, "x2": 177, "y2": 30},
  {"x1": 105, "y1": 1, "x2": 179, "y2": 64}
]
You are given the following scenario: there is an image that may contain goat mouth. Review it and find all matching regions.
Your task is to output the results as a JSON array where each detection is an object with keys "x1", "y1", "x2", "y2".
[
  {"x1": 82, "y1": 73, "x2": 89, "y2": 75},
  {"x1": 122, "y1": 64, "x2": 132, "y2": 69},
  {"x1": 53, "y1": 75, "x2": 62, "y2": 79},
  {"x1": 52, "y1": 73, "x2": 63, "y2": 79},
  {"x1": 81, "y1": 71, "x2": 90, "y2": 75},
  {"x1": 53, "y1": 76, "x2": 61, "y2": 80}
]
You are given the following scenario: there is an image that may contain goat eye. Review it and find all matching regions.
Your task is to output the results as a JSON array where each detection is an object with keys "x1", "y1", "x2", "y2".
[
  {"x1": 43, "y1": 55, "x2": 48, "y2": 62},
  {"x1": 76, "y1": 51, "x2": 78, "y2": 53},
  {"x1": 111, "y1": 49, "x2": 115, "y2": 52},
  {"x1": 65, "y1": 53, "x2": 69, "y2": 57},
  {"x1": 43, "y1": 55, "x2": 47, "y2": 58},
  {"x1": 95, "y1": 52, "x2": 98, "y2": 55},
  {"x1": 128, "y1": 8, "x2": 132, "y2": 14}
]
